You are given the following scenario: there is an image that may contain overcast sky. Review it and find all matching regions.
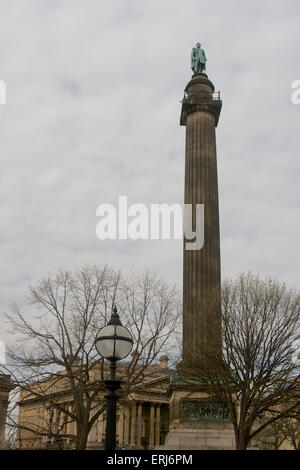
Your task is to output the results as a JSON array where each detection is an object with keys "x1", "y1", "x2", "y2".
[{"x1": 0, "y1": 0, "x2": 299, "y2": 345}]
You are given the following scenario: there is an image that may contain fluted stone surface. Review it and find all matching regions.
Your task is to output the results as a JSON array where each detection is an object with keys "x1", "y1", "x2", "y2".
[{"x1": 181, "y1": 73, "x2": 222, "y2": 363}]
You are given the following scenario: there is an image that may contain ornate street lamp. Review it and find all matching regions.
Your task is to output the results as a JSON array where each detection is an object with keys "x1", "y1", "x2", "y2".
[{"x1": 95, "y1": 306, "x2": 133, "y2": 450}]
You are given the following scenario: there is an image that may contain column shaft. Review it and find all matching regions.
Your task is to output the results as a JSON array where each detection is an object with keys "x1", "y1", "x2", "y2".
[
  {"x1": 136, "y1": 403, "x2": 142, "y2": 445},
  {"x1": 118, "y1": 406, "x2": 124, "y2": 446},
  {"x1": 182, "y1": 74, "x2": 222, "y2": 364},
  {"x1": 149, "y1": 404, "x2": 155, "y2": 446},
  {"x1": 130, "y1": 403, "x2": 136, "y2": 445},
  {"x1": 124, "y1": 405, "x2": 130, "y2": 445},
  {"x1": 155, "y1": 405, "x2": 161, "y2": 446}
]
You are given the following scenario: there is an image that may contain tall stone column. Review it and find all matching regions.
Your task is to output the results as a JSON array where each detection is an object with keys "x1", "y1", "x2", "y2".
[
  {"x1": 181, "y1": 73, "x2": 222, "y2": 364},
  {"x1": 164, "y1": 56, "x2": 235, "y2": 451}
]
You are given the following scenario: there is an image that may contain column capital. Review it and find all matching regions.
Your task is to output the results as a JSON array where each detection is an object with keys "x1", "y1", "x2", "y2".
[{"x1": 180, "y1": 73, "x2": 222, "y2": 127}]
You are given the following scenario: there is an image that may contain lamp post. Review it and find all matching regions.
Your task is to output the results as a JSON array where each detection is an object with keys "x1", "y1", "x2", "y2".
[{"x1": 95, "y1": 306, "x2": 133, "y2": 450}]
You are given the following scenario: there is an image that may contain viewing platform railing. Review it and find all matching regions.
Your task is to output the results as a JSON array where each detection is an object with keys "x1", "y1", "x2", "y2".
[{"x1": 182, "y1": 91, "x2": 221, "y2": 101}]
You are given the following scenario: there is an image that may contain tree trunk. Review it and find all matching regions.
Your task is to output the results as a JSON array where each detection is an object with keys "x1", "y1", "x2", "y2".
[
  {"x1": 76, "y1": 424, "x2": 89, "y2": 450},
  {"x1": 236, "y1": 432, "x2": 248, "y2": 450},
  {"x1": 76, "y1": 434, "x2": 88, "y2": 450}
]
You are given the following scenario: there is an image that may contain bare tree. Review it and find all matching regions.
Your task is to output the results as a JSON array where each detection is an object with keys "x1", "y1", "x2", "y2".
[
  {"x1": 254, "y1": 412, "x2": 300, "y2": 450},
  {"x1": 2, "y1": 265, "x2": 181, "y2": 450},
  {"x1": 182, "y1": 273, "x2": 300, "y2": 450},
  {"x1": 273, "y1": 413, "x2": 300, "y2": 450},
  {"x1": 283, "y1": 416, "x2": 300, "y2": 450}
]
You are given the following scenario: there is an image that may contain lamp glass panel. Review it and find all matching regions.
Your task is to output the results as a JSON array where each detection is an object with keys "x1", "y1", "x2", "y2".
[
  {"x1": 95, "y1": 325, "x2": 115, "y2": 359},
  {"x1": 114, "y1": 325, "x2": 133, "y2": 359},
  {"x1": 115, "y1": 325, "x2": 132, "y2": 339},
  {"x1": 95, "y1": 338, "x2": 115, "y2": 359},
  {"x1": 98, "y1": 325, "x2": 115, "y2": 337}
]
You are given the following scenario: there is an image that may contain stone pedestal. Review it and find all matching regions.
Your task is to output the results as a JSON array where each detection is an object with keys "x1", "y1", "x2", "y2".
[{"x1": 164, "y1": 385, "x2": 235, "y2": 450}]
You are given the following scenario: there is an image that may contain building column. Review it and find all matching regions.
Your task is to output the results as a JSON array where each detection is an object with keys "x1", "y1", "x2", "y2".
[
  {"x1": 94, "y1": 415, "x2": 99, "y2": 443},
  {"x1": 65, "y1": 404, "x2": 71, "y2": 436},
  {"x1": 124, "y1": 405, "x2": 130, "y2": 445},
  {"x1": 54, "y1": 408, "x2": 59, "y2": 434},
  {"x1": 155, "y1": 404, "x2": 161, "y2": 446},
  {"x1": 130, "y1": 403, "x2": 137, "y2": 445},
  {"x1": 136, "y1": 403, "x2": 142, "y2": 445},
  {"x1": 88, "y1": 407, "x2": 96, "y2": 443},
  {"x1": 0, "y1": 400, "x2": 8, "y2": 445},
  {"x1": 118, "y1": 406, "x2": 124, "y2": 446},
  {"x1": 99, "y1": 412, "x2": 105, "y2": 444},
  {"x1": 71, "y1": 405, "x2": 77, "y2": 436},
  {"x1": 69, "y1": 403, "x2": 75, "y2": 440},
  {"x1": 149, "y1": 404, "x2": 155, "y2": 446}
]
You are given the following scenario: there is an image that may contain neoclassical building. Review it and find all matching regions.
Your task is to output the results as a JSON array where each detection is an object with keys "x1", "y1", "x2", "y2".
[{"x1": 16, "y1": 355, "x2": 172, "y2": 450}]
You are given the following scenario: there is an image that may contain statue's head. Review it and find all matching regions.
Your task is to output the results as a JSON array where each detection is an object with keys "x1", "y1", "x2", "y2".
[{"x1": 196, "y1": 42, "x2": 201, "y2": 48}]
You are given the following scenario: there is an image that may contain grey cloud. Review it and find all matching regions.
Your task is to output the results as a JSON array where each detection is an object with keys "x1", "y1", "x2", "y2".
[{"x1": 0, "y1": 0, "x2": 299, "y2": 345}]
